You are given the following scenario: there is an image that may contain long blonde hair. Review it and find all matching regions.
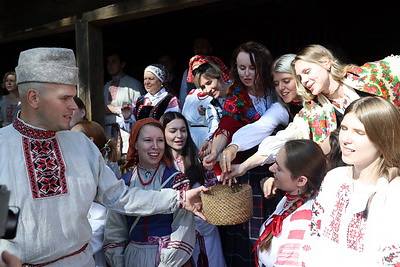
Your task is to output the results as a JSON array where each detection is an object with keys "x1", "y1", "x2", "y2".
[{"x1": 291, "y1": 44, "x2": 350, "y2": 102}]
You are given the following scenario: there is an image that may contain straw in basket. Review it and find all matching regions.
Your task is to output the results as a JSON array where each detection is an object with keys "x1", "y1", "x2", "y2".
[{"x1": 201, "y1": 183, "x2": 253, "y2": 225}]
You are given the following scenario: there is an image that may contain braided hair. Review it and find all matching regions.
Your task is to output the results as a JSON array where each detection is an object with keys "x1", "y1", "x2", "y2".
[{"x1": 259, "y1": 139, "x2": 327, "y2": 252}]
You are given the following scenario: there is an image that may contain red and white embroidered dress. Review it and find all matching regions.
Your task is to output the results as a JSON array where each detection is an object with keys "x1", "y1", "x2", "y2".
[
  {"x1": 305, "y1": 166, "x2": 400, "y2": 266},
  {"x1": 0, "y1": 117, "x2": 183, "y2": 266},
  {"x1": 258, "y1": 196, "x2": 314, "y2": 267}
]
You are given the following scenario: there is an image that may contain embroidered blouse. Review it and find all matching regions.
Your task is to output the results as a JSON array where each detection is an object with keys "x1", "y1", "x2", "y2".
[
  {"x1": 304, "y1": 166, "x2": 400, "y2": 266},
  {"x1": 258, "y1": 196, "x2": 315, "y2": 267},
  {"x1": 0, "y1": 116, "x2": 185, "y2": 265},
  {"x1": 118, "y1": 88, "x2": 181, "y2": 132}
]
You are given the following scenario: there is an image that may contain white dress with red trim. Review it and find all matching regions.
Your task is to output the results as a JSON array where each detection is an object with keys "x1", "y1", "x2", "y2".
[
  {"x1": 0, "y1": 117, "x2": 182, "y2": 266},
  {"x1": 304, "y1": 166, "x2": 400, "y2": 267},
  {"x1": 258, "y1": 196, "x2": 314, "y2": 267}
]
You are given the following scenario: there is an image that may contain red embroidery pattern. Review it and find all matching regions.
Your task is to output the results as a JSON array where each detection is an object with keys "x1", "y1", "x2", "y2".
[
  {"x1": 310, "y1": 201, "x2": 324, "y2": 237},
  {"x1": 381, "y1": 244, "x2": 400, "y2": 265},
  {"x1": 23, "y1": 137, "x2": 67, "y2": 199},
  {"x1": 172, "y1": 173, "x2": 190, "y2": 191},
  {"x1": 346, "y1": 212, "x2": 366, "y2": 252},
  {"x1": 13, "y1": 119, "x2": 56, "y2": 139},
  {"x1": 323, "y1": 184, "x2": 351, "y2": 243},
  {"x1": 178, "y1": 190, "x2": 185, "y2": 209},
  {"x1": 167, "y1": 240, "x2": 194, "y2": 255},
  {"x1": 290, "y1": 209, "x2": 312, "y2": 221},
  {"x1": 13, "y1": 118, "x2": 68, "y2": 199},
  {"x1": 275, "y1": 243, "x2": 301, "y2": 266},
  {"x1": 288, "y1": 229, "x2": 306, "y2": 240}
]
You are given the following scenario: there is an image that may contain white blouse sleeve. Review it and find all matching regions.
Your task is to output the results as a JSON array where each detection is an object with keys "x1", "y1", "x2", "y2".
[
  {"x1": 103, "y1": 209, "x2": 129, "y2": 267},
  {"x1": 377, "y1": 178, "x2": 400, "y2": 266},
  {"x1": 159, "y1": 209, "x2": 195, "y2": 267},
  {"x1": 205, "y1": 104, "x2": 220, "y2": 141},
  {"x1": 230, "y1": 102, "x2": 289, "y2": 152},
  {"x1": 255, "y1": 112, "x2": 311, "y2": 165},
  {"x1": 165, "y1": 96, "x2": 181, "y2": 113}
]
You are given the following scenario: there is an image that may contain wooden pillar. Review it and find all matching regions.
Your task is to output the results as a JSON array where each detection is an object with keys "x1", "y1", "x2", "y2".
[{"x1": 75, "y1": 19, "x2": 104, "y2": 125}]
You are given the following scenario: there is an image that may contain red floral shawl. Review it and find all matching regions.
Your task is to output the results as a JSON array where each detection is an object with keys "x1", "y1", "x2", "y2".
[{"x1": 213, "y1": 82, "x2": 261, "y2": 143}]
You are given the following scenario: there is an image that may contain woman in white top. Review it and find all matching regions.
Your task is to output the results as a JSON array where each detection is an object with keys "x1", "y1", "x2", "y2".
[
  {"x1": 256, "y1": 139, "x2": 327, "y2": 267},
  {"x1": 304, "y1": 96, "x2": 400, "y2": 266},
  {"x1": 190, "y1": 56, "x2": 232, "y2": 159},
  {"x1": 118, "y1": 64, "x2": 181, "y2": 132}
]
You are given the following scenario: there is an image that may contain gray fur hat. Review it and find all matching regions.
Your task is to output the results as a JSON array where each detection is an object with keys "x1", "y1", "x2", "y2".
[{"x1": 15, "y1": 47, "x2": 79, "y2": 85}]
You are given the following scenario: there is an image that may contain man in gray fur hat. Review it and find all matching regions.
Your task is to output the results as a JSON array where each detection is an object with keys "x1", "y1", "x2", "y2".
[{"x1": 0, "y1": 47, "x2": 205, "y2": 266}]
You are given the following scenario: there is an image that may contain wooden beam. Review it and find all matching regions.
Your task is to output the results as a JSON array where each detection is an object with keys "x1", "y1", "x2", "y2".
[
  {"x1": 0, "y1": 17, "x2": 76, "y2": 44},
  {"x1": 0, "y1": 0, "x2": 221, "y2": 43},
  {"x1": 77, "y1": 0, "x2": 220, "y2": 24},
  {"x1": 75, "y1": 20, "x2": 104, "y2": 125}
]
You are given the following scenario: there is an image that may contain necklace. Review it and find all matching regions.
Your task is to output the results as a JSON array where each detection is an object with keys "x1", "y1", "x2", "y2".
[
  {"x1": 326, "y1": 83, "x2": 342, "y2": 99},
  {"x1": 137, "y1": 163, "x2": 160, "y2": 185}
]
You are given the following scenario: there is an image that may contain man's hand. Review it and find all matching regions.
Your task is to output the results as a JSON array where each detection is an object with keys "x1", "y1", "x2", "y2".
[
  {"x1": 220, "y1": 144, "x2": 238, "y2": 174},
  {"x1": 184, "y1": 186, "x2": 208, "y2": 220},
  {"x1": 260, "y1": 177, "x2": 277, "y2": 199}
]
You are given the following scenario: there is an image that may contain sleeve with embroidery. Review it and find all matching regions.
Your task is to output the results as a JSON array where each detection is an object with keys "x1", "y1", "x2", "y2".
[
  {"x1": 378, "y1": 178, "x2": 400, "y2": 266},
  {"x1": 159, "y1": 208, "x2": 196, "y2": 267},
  {"x1": 164, "y1": 96, "x2": 181, "y2": 114}
]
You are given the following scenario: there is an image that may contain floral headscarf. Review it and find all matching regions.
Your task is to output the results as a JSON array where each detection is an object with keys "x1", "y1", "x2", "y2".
[{"x1": 186, "y1": 55, "x2": 231, "y2": 83}]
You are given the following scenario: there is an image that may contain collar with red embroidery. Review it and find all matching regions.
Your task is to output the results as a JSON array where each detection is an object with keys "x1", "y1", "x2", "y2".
[{"x1": 13, "y1": 117, "x2": 56, "y2": 139}]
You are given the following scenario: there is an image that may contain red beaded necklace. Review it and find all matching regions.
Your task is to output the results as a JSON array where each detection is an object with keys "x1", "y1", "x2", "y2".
[{"x1": 137, "y1": 163, "x2": 160, "y2": 185}]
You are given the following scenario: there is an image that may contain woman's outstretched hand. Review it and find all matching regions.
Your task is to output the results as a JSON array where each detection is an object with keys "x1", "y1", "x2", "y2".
[
  {"x1": 219, "y1": 145, "x2": 238, "y2": 174},
  {"x1": 184, "y1": 186, "x2": 209, "y2": 220}
]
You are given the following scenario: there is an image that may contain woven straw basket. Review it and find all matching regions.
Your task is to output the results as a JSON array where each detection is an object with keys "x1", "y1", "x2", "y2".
[{"x1": 201, "y1": 184, "x2": 253, "y2": 225}]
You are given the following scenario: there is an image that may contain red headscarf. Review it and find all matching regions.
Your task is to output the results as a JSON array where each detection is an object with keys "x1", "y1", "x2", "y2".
[
  {"x1": 124, "y1": 117, "x2": 171, "y2": 169},
  {"x1": 186, "y1": 55, "x2": 231, "y2": 84}
]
